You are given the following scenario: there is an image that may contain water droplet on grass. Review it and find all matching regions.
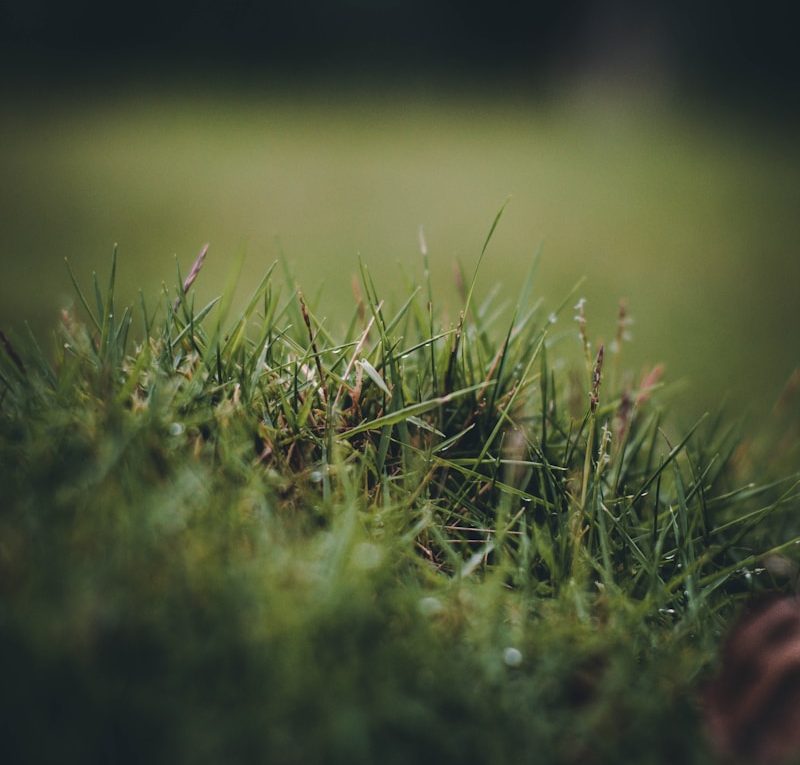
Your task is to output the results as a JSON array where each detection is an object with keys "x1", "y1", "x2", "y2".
[{"x1": 418, "y1": 596, "x2": 443, "y2": 617}]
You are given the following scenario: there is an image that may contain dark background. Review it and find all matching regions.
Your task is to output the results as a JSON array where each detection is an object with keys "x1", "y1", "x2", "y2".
[{"x1": 2, "y1": 1, "x2": 798, "y2": 109}]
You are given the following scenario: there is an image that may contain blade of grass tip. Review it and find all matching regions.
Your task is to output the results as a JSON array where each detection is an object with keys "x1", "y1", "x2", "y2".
[
  {"x1": 206, "y1": 244, "x2": 246, "y2": 365},
  {"x1": 98, "y1": 245, "x2": 118, "y2": 359},
  {"x1": 444, "y1": 201, "x2": 508, "y2": 392},
  {"x1": 113, "y1": 306, "x2": 132, "y2": 357},
  {"x1": 276, "y1": 257, "x2": 298, "y2": 328},
  {"x1": 547, "y1": 275, "x2": 589, "y2": 330},
  {"x1": 514, "y1": 241, "x2": 543, "y2": 315},
  {"x1": 419, "y1": 226, "x2": 439, "y2": 396},
  {"x1": 512, "y1": 299, "x2": 544, "y2": 342},
  {"x1": 463, "y1": 325, "x2": 480, "y2": 391},
  {"x1": 92, "y1": 270, "x2": 105, "y2": 334},
  {"x1": 466, "y1": 198, "x2": 509, "y2": 321},
  {"x1": 420, "y1": 223, "x2": 435, "y2": 307},
  {"x1": 238, "y1": 260, "x2": 277, "y2": 319},
  {"x1": 221, "y1": 262, "x2": 280, "y2": 360},
  {"x1": 263, "y1": 283, "x2": 282, "y2": 350},
  {"x1": 359, "y1": 359, "x2": 391, "y2": 396},
  {"x1": 104, "y1": 243, "x2": 118, "y2": 335},
  {"x1": 368, "y1": 288, "x2": 421, "y2": 359},
  {"x1": 65, "y1": 258, "x2": 102, "y2": 332},
  {"x1": 477, "y1": 281, "x2": 505, "y2": 316},
  {"x1": 138, "y1": 289, "x2": 151, "y2": 338},
  {"x1": 357, "y1": 259, "x2": 381, "y2": 315},
  {"x1": 173, "y1": 255, "x2": 188, "y2": 317}
]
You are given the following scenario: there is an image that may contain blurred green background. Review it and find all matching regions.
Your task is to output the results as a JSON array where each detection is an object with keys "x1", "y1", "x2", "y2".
[{"x1": 2, "y1": 78, "x2": 798, "y2": 419}]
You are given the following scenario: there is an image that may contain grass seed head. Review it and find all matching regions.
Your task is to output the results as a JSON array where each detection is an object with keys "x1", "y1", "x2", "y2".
[{"x1": 590, "y1": 344, "x2": 604, "y2": 413}]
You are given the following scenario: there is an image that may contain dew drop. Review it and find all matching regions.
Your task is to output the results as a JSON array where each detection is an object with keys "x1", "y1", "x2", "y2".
[{"x1": 418, "y1": 597, "x2": 443, "y2": 617}]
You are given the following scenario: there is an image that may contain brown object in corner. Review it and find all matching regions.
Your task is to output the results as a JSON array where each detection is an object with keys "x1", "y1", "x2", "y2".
[{"x1": 705, "y1": 597, "x2": 800, "y2": 764}]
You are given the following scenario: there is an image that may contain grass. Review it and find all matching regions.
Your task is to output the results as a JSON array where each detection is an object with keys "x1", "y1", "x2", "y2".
[
  {"x1": 2, "y1": 81, "x2": 800, "y2": 416},
  {"x1": 1, "y1": 222, "x2": 799, "y2": 764}
]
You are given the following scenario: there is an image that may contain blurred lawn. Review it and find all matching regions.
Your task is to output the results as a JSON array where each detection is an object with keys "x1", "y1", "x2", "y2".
[{"x1": 1, "y1": 81, "x2": 798, "y2": 417}]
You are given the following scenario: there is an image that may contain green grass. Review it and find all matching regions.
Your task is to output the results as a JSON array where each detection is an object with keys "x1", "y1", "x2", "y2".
[
  {"x1": 2, "y1": 82, "x2": 800, "y2": 417},
  {"x1": 1, "y1": 227, "x2": 799, "y2": 763}
]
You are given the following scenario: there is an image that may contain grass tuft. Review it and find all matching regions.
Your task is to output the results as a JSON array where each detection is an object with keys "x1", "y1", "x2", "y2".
[{"x1": 1, "y1": 231, "x2": 799, "y2": 764}]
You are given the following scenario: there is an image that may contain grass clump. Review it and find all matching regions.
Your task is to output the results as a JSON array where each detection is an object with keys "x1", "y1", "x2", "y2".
[{"x1": 1, "y1": 227, "x2": 799, "y2": 764}]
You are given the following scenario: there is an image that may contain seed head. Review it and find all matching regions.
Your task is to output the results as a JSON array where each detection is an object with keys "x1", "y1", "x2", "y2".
[
  {"x1": 574, "y1": 298, "x2": 590, "y2": 359},
  {"x1": 590, "y1": 344, "x2": 604, "y2": 413}
]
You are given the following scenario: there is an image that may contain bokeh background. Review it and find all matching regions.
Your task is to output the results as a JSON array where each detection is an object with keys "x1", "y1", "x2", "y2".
[{"x1": 1, "y1": 1, "x2": 798, "y2": 419}]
